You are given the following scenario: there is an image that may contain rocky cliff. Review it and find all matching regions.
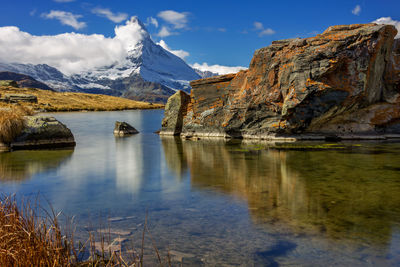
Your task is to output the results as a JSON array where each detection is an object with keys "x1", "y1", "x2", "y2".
[{"x1": 161, "y1": 24, "x2": 400, "y2": 140}]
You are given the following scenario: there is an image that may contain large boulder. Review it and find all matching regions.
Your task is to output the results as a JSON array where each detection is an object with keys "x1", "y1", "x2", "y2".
[
  {"x1": 160, "y1": 23, "x2": 400, "y2": 140},
  {"x1": 10, "y1": 116, "x2": 76, "y2": 150},
  {"x1": 160, "y1": 90, "x2": 191, "y2": 135}
]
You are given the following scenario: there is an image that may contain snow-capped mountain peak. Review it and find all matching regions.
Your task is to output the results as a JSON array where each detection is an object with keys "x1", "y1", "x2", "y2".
[{"x1": 0, "y1": 17, "x2": 201, "y2": 103}]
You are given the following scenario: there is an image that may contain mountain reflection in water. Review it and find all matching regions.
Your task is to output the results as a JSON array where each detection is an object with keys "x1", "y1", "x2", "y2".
[
  {"x1": 0, "y1": 150, "x2": 74, "y2": 182},
  {"x1": 161, "y1": 137, "x2": 400, "y2": 246}
]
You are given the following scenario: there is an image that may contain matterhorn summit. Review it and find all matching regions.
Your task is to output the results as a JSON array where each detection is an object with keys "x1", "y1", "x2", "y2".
[{"x1": 0, "y1": 17, "x2": 200, "y2": 102}]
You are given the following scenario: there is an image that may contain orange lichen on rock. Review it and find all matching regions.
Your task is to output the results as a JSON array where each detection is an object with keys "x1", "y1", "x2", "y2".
[{"x1": 161, "y1": 23, "x2": 400, "y2": 139}]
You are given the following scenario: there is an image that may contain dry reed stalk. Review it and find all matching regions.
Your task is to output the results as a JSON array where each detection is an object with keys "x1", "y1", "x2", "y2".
[
  {"x1": 0, "y1": 105, "x2": 34, "y2": 144},
  {"x1": 0, "y1": 194, "x2": 171, "y2": 267},
  {"x1": 0, "y1": 195, "x2": 73, "y2": 266}
]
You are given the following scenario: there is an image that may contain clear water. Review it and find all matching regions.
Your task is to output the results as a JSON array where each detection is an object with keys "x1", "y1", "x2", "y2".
[{"x1": 1, "y1": 109, "x2": 400, "y2": 266}]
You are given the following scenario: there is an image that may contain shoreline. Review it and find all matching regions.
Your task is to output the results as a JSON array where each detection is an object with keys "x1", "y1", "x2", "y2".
[
  {"x1": 37, "y1": 105, "x2": 164, "y2": 113},
  {"x1": 159, "y1": 131, "x2": 400, "y2": 142}
]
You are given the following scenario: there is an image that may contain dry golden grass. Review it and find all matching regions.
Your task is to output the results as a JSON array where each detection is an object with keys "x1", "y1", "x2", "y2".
[
  {"x1": 0, "y1": 86, "x2": 164, "y2": 112},
  {"x1": 0, "y1": 105, "x2": 33, "y2": 144},
  {"x1": 0, "y1": 195, "x2": 171, "y2": 266},
  {"x1": 0, "y1": 195, "x2": 74, "y2": 266}
]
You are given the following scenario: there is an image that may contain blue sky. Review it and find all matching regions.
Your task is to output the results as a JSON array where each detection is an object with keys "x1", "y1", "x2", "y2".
[{"x1": 1, "y1": 0, "x2": 400, "y2": 73}]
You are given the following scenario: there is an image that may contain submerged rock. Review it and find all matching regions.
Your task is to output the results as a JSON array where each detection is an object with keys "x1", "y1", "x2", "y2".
[
  {"x1": 114, "y1": 121, "x2": 139, "y2": 136},
  {"x1": 11, "y1": 116, "x2": 76, "y2": 150},
  {"x1": 160, "y1": 24, "x2": 400, "y2": 140}
]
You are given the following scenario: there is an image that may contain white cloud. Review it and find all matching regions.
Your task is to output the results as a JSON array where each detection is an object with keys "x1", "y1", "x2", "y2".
[
  {"x1": 352, "y1": 5, "x2": 361, "y2": 16},
  {"x1": 146, "y1": 17, "x2": 158, "y2": 28},
  {"x1": 29, "y1": 9, "x2": 37, "y2": 16},
  {"x1": 374, "y1": 17, "x2": 400, "y2": 38},
  {"x1": 191, "y1": 62, "x2": 247, "y2": 75},
  {"x1": 253, "y1": 21, "x2": 275, "y2": 37},
  {"x1": 0, "y1": 17, "x2": 151, "y2": 75},
  {"x1": 42, "y1": 10, "x2": 86, "y2": 30},
  {"x1": 157, "y1": 26, "x2": 176, "y2": 37},
  {"x1": 157, "y1": 10, "x2": 189, "y2": 29},
  {"x1": 157, "y1": 40, "x2": 189, "y2": 59},
  {"x1": 92, "y1": 8, "x2": 128, "y2": 23},
  {"x1": 259, "y1": 28, "x2": 275, "y2": 36},
  {"x1": 53, "y1": 0, "x2": 75, "y2": 3},
  {"x1": 254, "y1": 22, "x2": 263, "y2": 30}
]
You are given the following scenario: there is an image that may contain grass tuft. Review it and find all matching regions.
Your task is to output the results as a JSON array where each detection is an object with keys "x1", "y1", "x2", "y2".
[
  {"x1": 0, "y1": 105, "x2": 33, "y2": 144},
  {"x1": 0, "y1": 195, "x2": 73, "y2": 266},
  {"x1": 0, "y1": 195, "x2": 172, "y2": 266}
]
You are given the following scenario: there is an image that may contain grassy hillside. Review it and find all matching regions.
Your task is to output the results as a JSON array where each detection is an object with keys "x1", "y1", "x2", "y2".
[{"x1": 0, "y1": 85, "x2": 164, "y2": 112}]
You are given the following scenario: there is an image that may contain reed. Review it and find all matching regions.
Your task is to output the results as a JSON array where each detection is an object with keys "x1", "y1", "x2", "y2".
[
  {"x1": 0, "y1": 194, "x2": 73, "y2": 266},
  {"x1": 0, "y1": 195, "x2": 172, "y2": 266}
]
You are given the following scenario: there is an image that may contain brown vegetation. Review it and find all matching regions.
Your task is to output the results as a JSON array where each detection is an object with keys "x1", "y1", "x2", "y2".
[
  {"x1": 0, "y1": 195, "x2": 171, "y2": 266},
  {"x1": 0, "y1": 85, "x2": 164, "y2": 112},
  {"x1": 0, "y1": 105, "x2": 33, "y2": 144},
  {"x1": 0, "y1": 195, "x2": 74, "y2": 266}
]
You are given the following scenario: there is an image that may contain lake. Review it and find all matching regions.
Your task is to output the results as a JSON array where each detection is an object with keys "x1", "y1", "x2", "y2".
[{"x1": 1, "y1": 109, "x2": 400, "y2": 266}]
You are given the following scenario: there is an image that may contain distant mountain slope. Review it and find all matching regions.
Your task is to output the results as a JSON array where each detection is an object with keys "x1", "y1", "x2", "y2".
[
  {"x1": 194, "y1": 69, "x2": 219, "y2": 79},
  {"x1": 0, "y1": 18, "x2": 201, "y2": 103},
  {"x1": 0, "y1": 71, "x2": 53, "y2": 91}
]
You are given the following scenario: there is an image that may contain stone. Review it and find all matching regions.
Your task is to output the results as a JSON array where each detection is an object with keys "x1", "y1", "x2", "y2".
[
  {"x1": 114, "y1": 121, "x2": 139, "y2": 136},
  {"x1": 10, "y1": 116, "x2": 76, "y2": 150},
  {"x1": 160, "y1": 23, "x2": 400, "y2": 140},
  {"x1": 160, "y1": 90, "x2": 191, "y2": 135},
  {"x1": 1, "y1": 94, "x2": 37, "y2": 103}
]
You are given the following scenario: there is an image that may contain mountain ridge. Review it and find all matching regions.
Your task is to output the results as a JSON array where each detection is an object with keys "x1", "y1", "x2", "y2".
[{"x1": 0, "y1": 17, "x2": 201, "y2": 103}]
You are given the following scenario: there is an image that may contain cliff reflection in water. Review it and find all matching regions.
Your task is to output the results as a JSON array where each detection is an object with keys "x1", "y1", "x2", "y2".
[
  {"x1": 0, "y1": 150, "x2": 74, "y2": 182},
  {"x1": 161, "y1": 137, "x2": 400, "y2": 246}
]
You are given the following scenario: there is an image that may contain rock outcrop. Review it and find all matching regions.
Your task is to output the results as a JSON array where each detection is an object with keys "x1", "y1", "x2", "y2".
[
  {"x1": 161, "y1": 90, "x2": 191, "y2": 135},
  {"x1": 0, "y1": 94, "x2": 38, "y2": 103},
  {"x1": 161, "y1": 24, "x2": 400, "y2": 140},
  {"x1": 10, "y1": 116, "x2": 76, "y2": 150},
  {"x1": 114, "y1": 121, "x2": 139, "y2": 136}
]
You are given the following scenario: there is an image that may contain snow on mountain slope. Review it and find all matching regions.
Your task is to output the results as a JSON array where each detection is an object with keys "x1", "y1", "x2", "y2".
[
  {"x1": 0, "y1": 17, "x2": 200, "y2": 102},
  {"x1": 0, "y1": 62, "x2": 81, "y2": 92}
]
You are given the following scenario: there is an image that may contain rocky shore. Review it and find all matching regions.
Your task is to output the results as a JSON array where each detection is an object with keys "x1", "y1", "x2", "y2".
[{"x1": 161, "y1": 24, "x2": 400, "y2": 141}]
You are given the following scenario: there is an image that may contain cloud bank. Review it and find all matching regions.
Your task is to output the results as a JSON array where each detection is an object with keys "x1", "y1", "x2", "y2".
[
  {"x1": 191, "y1": 62, "x2": 247, "y2": 75},
  {"x1": 374, "y1": 17, "x2": 400, "y2": 38},
  {"x1": 0, "y1": 17, "x2": 150, "y2": 75}
]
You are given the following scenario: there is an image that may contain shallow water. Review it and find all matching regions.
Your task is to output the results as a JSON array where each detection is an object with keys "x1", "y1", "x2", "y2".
[{"x1": 1, "y1": 110, "x2": 400, "y2": 266}]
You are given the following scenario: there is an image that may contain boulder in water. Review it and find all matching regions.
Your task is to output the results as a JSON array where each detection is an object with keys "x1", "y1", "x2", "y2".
[{"x1": 114, "y1": 121, "x2": 139, "y2": 136}]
